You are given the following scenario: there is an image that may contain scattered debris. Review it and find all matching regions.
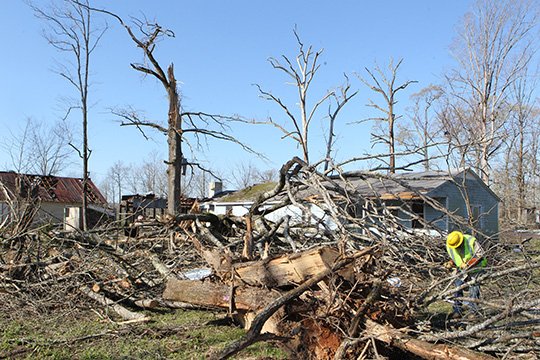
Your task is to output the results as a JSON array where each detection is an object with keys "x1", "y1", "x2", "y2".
[{"x1": 1, "y1": 158, "x2": 539, "y2": 359}]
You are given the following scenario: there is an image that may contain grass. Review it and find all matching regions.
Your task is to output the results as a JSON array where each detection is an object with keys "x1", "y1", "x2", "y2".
[{"x1": 0, "y1": 309, "x2": 288, "y2": 359}]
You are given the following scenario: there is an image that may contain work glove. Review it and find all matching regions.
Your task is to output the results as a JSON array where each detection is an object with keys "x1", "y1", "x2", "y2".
[{"x1": 444, "y1": 260, "x2": 454, "y2": 269}]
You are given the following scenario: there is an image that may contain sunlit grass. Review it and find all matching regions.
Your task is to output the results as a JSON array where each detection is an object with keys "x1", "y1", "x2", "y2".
[{"x1": 0, "y1": 309, "x2": 288, "y2": 359}]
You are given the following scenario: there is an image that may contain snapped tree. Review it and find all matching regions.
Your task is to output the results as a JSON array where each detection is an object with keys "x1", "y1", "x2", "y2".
[{"x1": 81, "y1": 5, "x2": 257, "y2": 216}]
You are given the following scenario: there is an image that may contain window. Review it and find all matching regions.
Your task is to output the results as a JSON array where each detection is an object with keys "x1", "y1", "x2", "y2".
[{"x1": 411, "y1": 201, "x2": 424, "y2": 229}]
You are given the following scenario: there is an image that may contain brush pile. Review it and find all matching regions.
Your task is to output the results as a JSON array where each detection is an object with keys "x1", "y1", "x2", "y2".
[{"x1": 1, "y1": 158, "x2": 539, "y2": 359}]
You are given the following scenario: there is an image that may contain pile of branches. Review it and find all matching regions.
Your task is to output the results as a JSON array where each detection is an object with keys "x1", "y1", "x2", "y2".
[
  {"x1": 170, "y1": 157, "x2": 540, "y2": 359},
  {"x1": 0, "y1": 215, "x2": 207, "y2": 324},
  {"x1": 1, "y1": 157, "x2": 539, "y2": 359}
]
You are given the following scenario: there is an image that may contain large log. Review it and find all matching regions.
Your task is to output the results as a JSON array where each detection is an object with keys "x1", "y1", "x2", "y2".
[
  {"x1": 162, "y1": 279, "x2": 280, "y2": 311},
  {"x1": 212, "y1": 246, "x2": 377, "y2": 360},
  {"x1": 364, "y1": 319, "x2": 497, "y2": 360},
  {"x1": 233, "y1": 246, "x2": 350, "y2": 287}
]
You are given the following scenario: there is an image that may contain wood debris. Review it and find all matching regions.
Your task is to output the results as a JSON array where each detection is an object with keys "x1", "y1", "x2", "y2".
[{"x1": 1, "y1": 157, "x2": 539, "y2": 359}]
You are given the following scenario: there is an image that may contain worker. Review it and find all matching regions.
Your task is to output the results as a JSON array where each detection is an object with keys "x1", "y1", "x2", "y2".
[{"x1": 445, "y1": 230, "x2": 487, "y2": 318}]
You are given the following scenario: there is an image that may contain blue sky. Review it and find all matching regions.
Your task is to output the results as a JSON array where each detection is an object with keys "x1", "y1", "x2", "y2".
[{"x1": 0, "y1": 0, "x2": 472, "y2": 185}]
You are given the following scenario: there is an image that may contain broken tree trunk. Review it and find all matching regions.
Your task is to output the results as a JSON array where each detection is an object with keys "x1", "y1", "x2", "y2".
[
  {"x1": 212, "y1": 245, "x2": 377, "y2": 359},
  {"x1": 232, "y1": 246, "x2": 346, "y2": 287},
  {"x1": 162, "y1": 279, "x2": 280, "y2": 311},
  {"x1": 364, "y1": 319, "x2": 497, "y2": 360}
]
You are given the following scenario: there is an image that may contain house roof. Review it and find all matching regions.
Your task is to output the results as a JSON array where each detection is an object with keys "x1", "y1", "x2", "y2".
[
  {"x1": 206, "y1": 168, "x2": 499, "y2": 205},
  {"x1": 0, "y1": 171, "x2": 106, "y2": 204},
  {"x1": 340, "y1": 168, "x2": 500, "y2": 201},
  {"x1": 343, "y1": 170, "x2": 456, "y2": 200},
  {"x1": 210, "y1": 182, "x2": 277, "y2": 203}
]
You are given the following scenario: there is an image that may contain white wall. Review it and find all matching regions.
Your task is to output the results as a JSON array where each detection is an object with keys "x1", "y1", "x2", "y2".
[
  {"x1": 38, "y1": 203, "x2": 68, "y2": 224},
  {"x1": 0, "y1": 201, "x2": 77, "y2": 228},
  {"x1": 64, "y1": 206, "x2": 81, "y2": 231},
  {"x1": 210, "y1": 202, "x2": 337, "y2": 230}
]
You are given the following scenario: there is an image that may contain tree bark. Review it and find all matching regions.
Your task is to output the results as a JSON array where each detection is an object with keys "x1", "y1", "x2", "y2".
[
  {"x1": 364, "y1": 319, "x2": 497, "y2": 360},
  {"x1": 162, "y1": 279, "x2": 280, "y2": 311},
  {"x1": 80, "y1": 286, "x2": 149, "y2": 322},
  {"x1": 166, "y1": 64, "x2": 182, "y2": 215}
]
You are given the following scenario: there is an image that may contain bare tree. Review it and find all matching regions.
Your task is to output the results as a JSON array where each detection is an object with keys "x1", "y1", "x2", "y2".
[
  {"x1": 98, "y1": 177, "x2": 114, "y2": 204},
  {"x1": 1, "y1": 118, "x2": 73, "y2": 176},
  {"x1": 30, "y1": 120, "x2": 73, "y2": 175},
  {"x1": 511, "y1": 75, "x2": 537, "y2": 224},
  {"x1": 495, "y1": 69, "x2": 539, "y2": 225},
  {"x1": 398, "y1": 85, "x2": 443, "y2": 171},
  {"x1": 529, "y1": 115, "x2": 540, "y2": 214},
  {"x1": 358, "y1": 58, "x2": 417, "y2": 173},
  {"x1": 2, "y1": 119, "x2": 33, "y2": 174},
  {"x1": 228, "y1": 162, "x2": 278, "y2": 190},
  {"x1": 323, "y1": 76, "x2": 358, "y2": 172},
  {"x1": 110, "y1": 154, "x2": 167, "y2": 199},
  {"x1": 126, "y1": 165, "x2": 142, "y2": 195},
  {"x1": 436, "y1": 94, "x2": 479, "y2": 169},
  {"x1": 107, "y1": 160, "x2": 129, "y2": 206},
  {"x1": 79, "y1": 5, "x2": 256, "y2": 215},
  {"x1": 230, "y1": 162, "x2": 260, "y2": 189},
  {"x1": 185, "y1": 168, "x2": 210, "y2": 199},
  {"x1": 182, "y1": 166, "x2": 225, "y2": 198},
  {"x1": 255, "y1": 168, "x2": 278, "y2": 184},
  {"x1": 139, "y1": 152, "x2": 168, "y2": 197},
  {"x1": 447, "y1": 0, "x2": 539, "y2": 184},
  {"x1": 30, "y1": 0, "x2": 107, "y2": 230},
  {"x1": 256, "y1": 29, "x2": 336, "y2": 165}
]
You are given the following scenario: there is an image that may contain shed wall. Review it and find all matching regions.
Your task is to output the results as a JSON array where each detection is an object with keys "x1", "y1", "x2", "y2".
[
  {"x1": 424, "y1": 198, "x2": 448, "y2": 231},
  {"x1": 428, "y1": 175, "x2": 498, "y2": 239}
]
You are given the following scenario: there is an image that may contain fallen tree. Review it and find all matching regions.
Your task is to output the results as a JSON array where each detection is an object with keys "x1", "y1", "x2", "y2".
[
  {"x1": 169, "y1": 157, "x2": 540, "y2": 359},
  {"x1": 1, "y1": 157, "x2": 539, "y2": 359}
]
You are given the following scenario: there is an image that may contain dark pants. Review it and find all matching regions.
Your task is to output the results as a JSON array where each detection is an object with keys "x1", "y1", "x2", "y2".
[{"x1": 453, "y1": 272, "x2": 481, "y2": 314}]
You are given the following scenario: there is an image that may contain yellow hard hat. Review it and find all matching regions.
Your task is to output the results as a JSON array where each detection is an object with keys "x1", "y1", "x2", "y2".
[{"x1": 447, "y1": 231, "x2": 464, "y2": 249}]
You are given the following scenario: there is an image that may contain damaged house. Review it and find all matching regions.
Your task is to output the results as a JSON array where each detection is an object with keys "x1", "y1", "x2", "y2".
[
  {"x1": 349, "y1": 168, "x2": 500, "y2": 239},
  {"x1": 119, "y1": 193, "x2": 197, "y2": 224},
  {"x1": 0, "y1": 171, "x2": 109, "y2": 230},
  {"x1": 202, "y1": 168, "x2": 499, "y2": 239}
]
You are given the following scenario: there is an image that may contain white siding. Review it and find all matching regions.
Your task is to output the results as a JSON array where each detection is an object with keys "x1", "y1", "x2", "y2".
[{"x1": 211, "y1": 202, "x2": 337, "y2": 230}]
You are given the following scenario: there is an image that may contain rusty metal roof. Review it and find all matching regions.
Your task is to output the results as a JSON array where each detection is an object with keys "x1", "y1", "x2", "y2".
[{"x1": 0, "y1": 171, "x2": 106, "y2": 204}]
